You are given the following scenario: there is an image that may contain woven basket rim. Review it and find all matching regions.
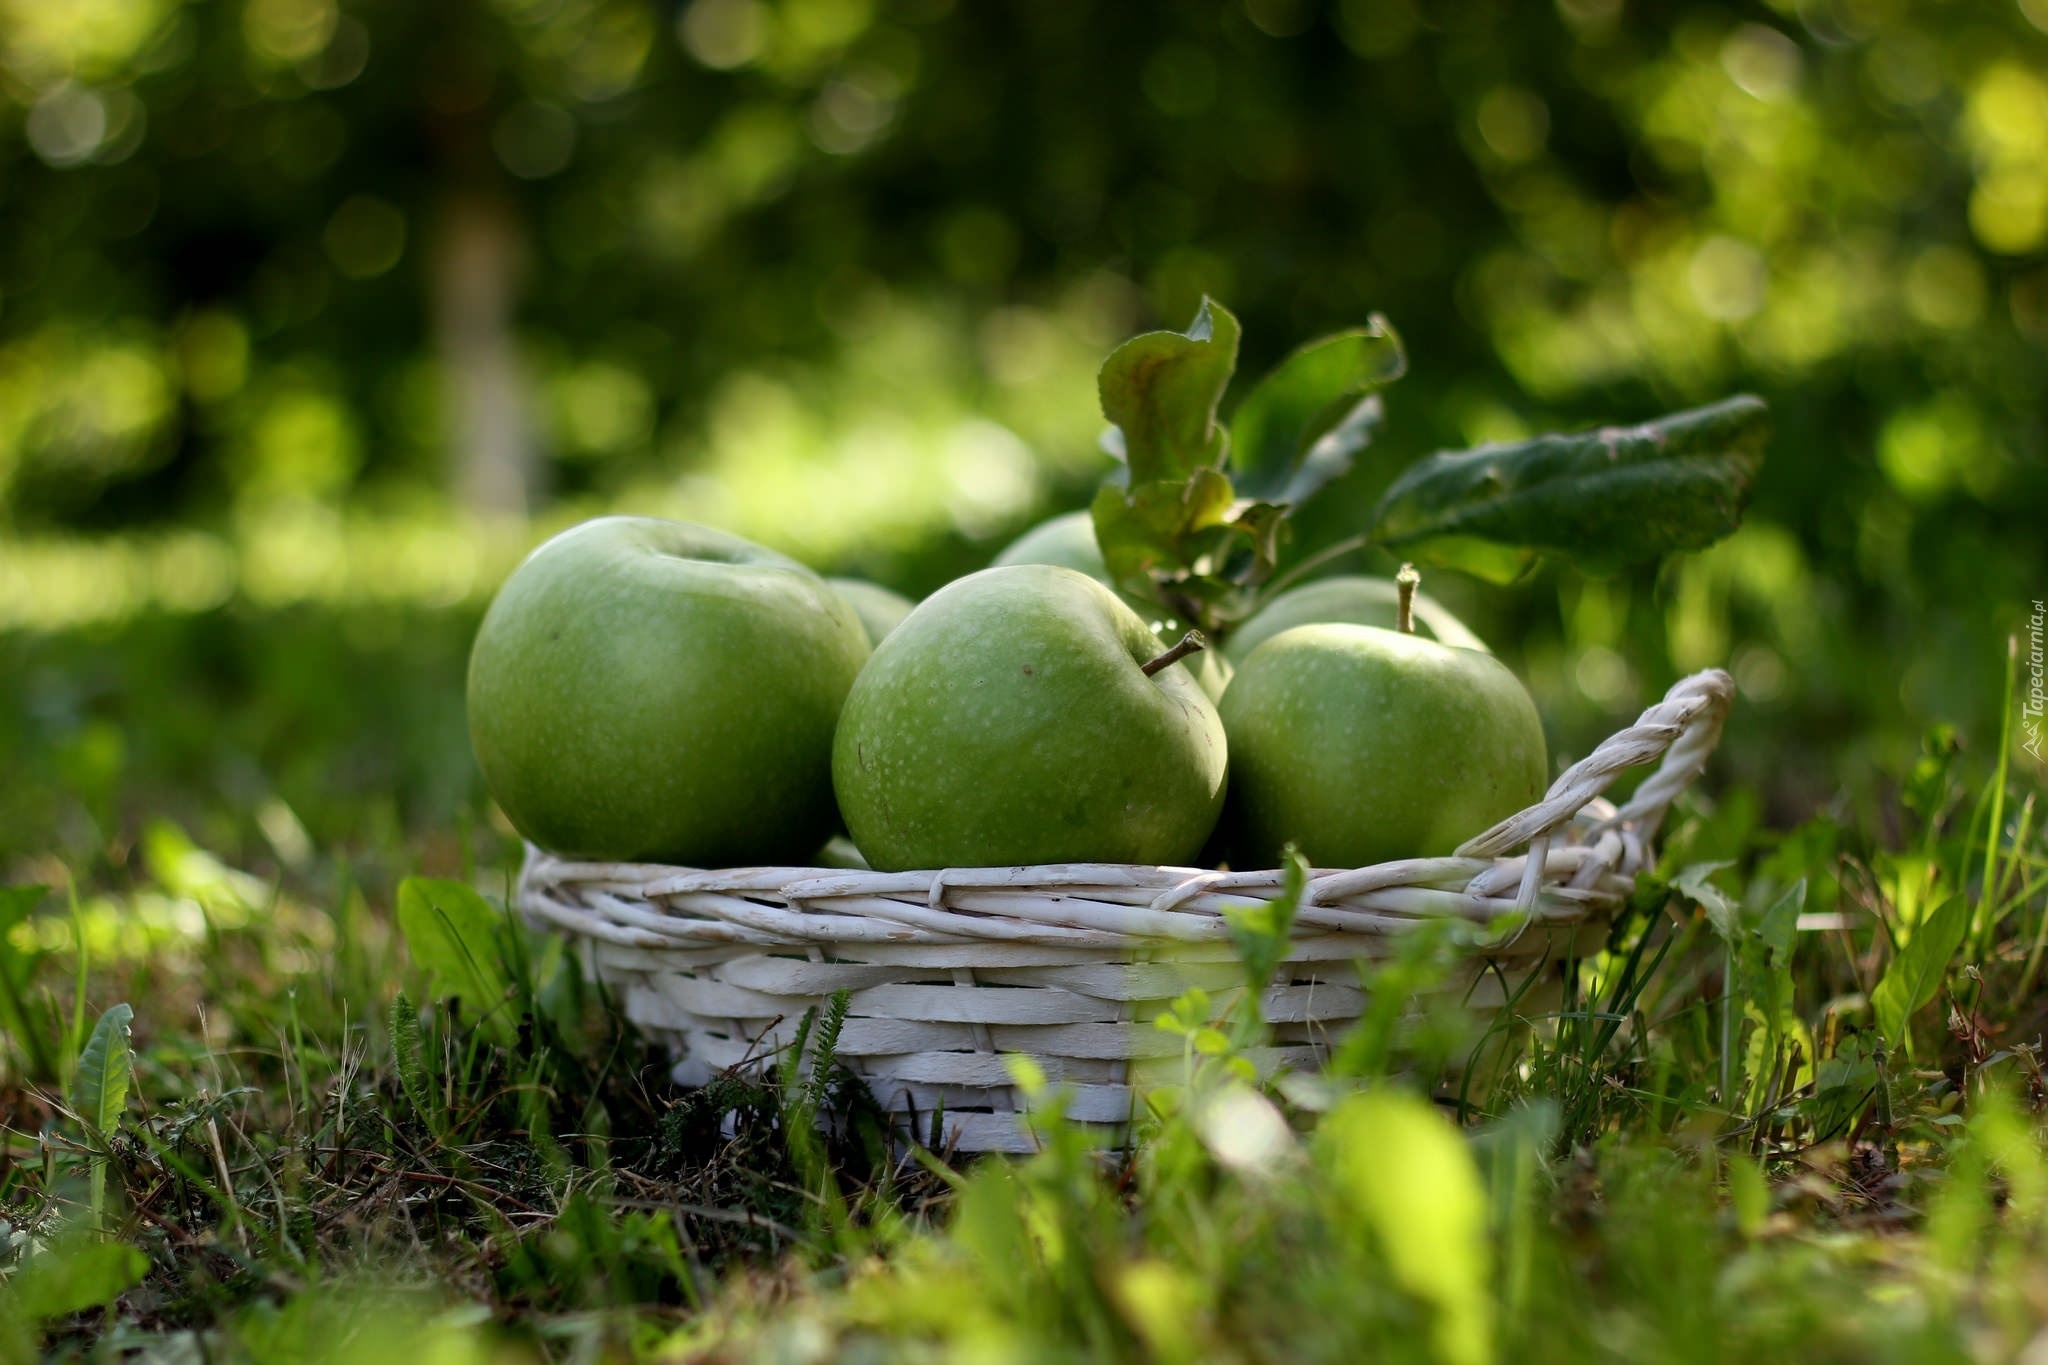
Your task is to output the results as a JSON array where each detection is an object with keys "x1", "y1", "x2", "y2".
[{"x1": 518, "y1": 668, "x2": 1734, "y2": 952}]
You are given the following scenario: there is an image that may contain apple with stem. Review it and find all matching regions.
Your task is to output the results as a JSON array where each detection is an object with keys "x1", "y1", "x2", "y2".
[
  {"x1": 467, "y1": 516, "x2": 870, "y2": 867},
  {"x1": 833, "y1": 564, "x2": 1228, "y2": 870},
  {"x1": 1219, "y1": 565, "x2": 1547, "y2": 869},
  {"x1": 996, "y1": 510, "x2": 1235, "y2": 701},
  {"x1": 1223, "y1": 574, "x2": 1489, "y2": 663}
]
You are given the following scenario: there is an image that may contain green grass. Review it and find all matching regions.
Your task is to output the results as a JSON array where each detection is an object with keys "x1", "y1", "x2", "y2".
[{"x1": 1, "y1": 610, "x2": 2045, "y2": 1363}]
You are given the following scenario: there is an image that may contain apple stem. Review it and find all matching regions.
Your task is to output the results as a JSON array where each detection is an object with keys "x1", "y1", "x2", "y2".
[
  {"x1": 1142, "y1": 630, "x2": 1207, "y2": 677},
  {"x1": 1396, "y1": 563, "x2": 1420, "y2": 634}
]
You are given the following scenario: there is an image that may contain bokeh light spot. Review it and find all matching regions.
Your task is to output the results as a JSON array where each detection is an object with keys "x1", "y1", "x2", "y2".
[
  {"x1": 678, "y1": 0, "x2": 769, "y2": 69},
  {"x1": 1, "y1": 0, "x2": 175, "y2": 84},
  {"x1": 549, "y1": 361, "x2": 654, "y2": 459},
  {"x1": 943, "y1": 419, "x2": 1040, "y2": 538},
  {"x1": 1243, "y1": 0, "x2": 1314, "y2": 39},
  {"x1": 1476, "y1": 87, "x2": 1550, "y2": 163},
  {"x1": 935, "y1": 206, "x2": 1019, "y2": 286},
  {"x1": 1574, "y1": 645, "x2": 1631, "y2": 707},
  {"x1": 1970, "y1": 171, "x2": 2048, "y2": 256},
  {"x1": 26, "y1": 85, "x2": 108, "y2": 167},
  {"x1": 299, "y1": 14, "x2": 368, "y2": 89},
  {"x1": 1903, "y1": 246, "x2": 1986, "y2": 331},
  {"x1": 322, "y1": 195, "x2": 407, "y2": 279},
  {"x1": 809, "y1": 71, "x2": 898, "y2": 155},
  {"x1": 1720, "y1": 24, "x2": 1802, "y2": 103},
  {"x1": 1687, "y1": 236, "x2": 1766, "y2": 322},
  {"x1": 1877, "y1": 394, "x2": 1984, "y2": 502},
  {"x1": 175, "y1": 312, "x2": 251, "y2": 403},
  {"x1": 494, "y1": 102, "x2": 577, "y2": 179},
  {"x1": 236, "y1": 383, "x2": 362, "y2": 501},
  {"x1": 1143, "y1": 44, "x2": 1218, "y2": 117},
  {"x1": 242, "y1": 0, "x2": 336, "y2": 66},
  {"x1": 1335, "y1": 0, "x2": 1417, "y2": 58}
]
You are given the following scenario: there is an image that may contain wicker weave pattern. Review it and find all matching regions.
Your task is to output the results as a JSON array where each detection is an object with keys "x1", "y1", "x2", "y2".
[{"x1": 520, "y1": 668, "x2": 1733, "y2": 1152}]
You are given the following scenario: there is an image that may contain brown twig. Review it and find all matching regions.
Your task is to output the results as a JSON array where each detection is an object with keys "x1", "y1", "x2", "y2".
[{"x1": 1142, "y1": 630, "x2": 1207, "y2": 677}]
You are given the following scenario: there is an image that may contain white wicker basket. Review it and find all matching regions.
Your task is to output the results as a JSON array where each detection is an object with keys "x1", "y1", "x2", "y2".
[{"x1": 519, "y1": 669, "x2": 1733, "y2": 1153}]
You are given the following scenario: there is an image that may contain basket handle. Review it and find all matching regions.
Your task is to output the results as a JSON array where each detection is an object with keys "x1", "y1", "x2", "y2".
[{"x1": 1455, "y1": 668, "x2": 1735, "y2": 863}]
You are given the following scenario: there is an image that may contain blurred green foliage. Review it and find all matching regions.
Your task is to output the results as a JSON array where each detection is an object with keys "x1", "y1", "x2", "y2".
[{"x1": 0, "y1": 0, "x2": 2044, "y2": 840}]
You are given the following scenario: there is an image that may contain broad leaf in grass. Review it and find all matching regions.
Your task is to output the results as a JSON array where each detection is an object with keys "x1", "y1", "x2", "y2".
[
  {"x1": 71, "y1": 1001, "x2": 134, "y2": 1222},
  {"x1": 1319, "y1": 1090, "x2": 1493, "y2": 1365},
  {"x1": 9, "y1": 1236, "x2": 149, "y2": 1322},
  {"x1": 1674, "y1": 861, "x2": 1740, "y2": 941},
  {"x1": 1735, "y1": 880, "x2": 1807, "y2": 1104},
  {"x1": 1098, "y1": 297, "x2": 1241, "y2": 485},
  {"x1": 396, "y1": 877, "x2": 516, "y2": 1039},
  {"x1": 1228, "y1": 315, "x2": 1406, "y2": 504},
  {"x1": 1369, "y1": 394, "x2": 1769, "y2": 582},
  {"x1": 70, "y1": 1002, "x2": 133, "y2": 1139},
  {"x1": 1872, "y1": 891, "x2": 1971, "y2": 1047}
]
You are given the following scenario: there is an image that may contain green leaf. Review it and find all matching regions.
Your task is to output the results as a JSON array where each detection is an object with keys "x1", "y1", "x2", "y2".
[
  {"x1": 70, "y1": 1002, "x2": 134, "y2": 1137},
  {"x1": 1370, "y1": 394, "x2": 1769, "y2": 576},
  {"x1": 1872, "y1": 891, "x2": 1971, "y2": 1045},
  {"x1": 1318, "y1": 1089, "x2": 1493, "y2": 1365},
  {"x1": 70, "y1": 1002, "x2": 135, "y2": 1223},
  {"x1": 1223, "y1": 845, "x2": 1305, "y2": 1001},
  {"x1": 1734, "y1": 880, "x2": 1807, "y2": 1101},
  {"x1": 1091, "y1": 469, "x2": 1240, "y2": 602},
  {"x1": 1674, "y1": 861, "x2": 1740, "y2": 941},
  {"x1": 9, "y1": 1236, "x2": 149, "y2": 1321},
  {"x1": 1228, "y1": 316, "x2": 1405, "y2": 505},
  {"x1": 396, "y1": 877, "x2": 516, "y2": 1039},
  {"x1": 1098, "y1": 297, "x2": 1241, "y2": 484}
]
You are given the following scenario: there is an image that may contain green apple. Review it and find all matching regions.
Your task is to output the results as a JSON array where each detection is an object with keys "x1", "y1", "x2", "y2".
[
  {"x1": 467, "y1": 516, "x2": 870, "y2": 866},
  {"x1": 995, "y1": 509, "x2": 1234, "y2": 702},
  {"x1": 827, "y1": 577, "x2": 917, "y2": 646},
  {"x1": 1225, "y1": 575, "x2": 1489, "y2": 663},
  {"x1": 991, "y1": 510, "x2": 1110, "y2": 581},
  {"x1": 833, "y1": 564, "x2": 1228, "y2": 870},
  {"x1": 1219, "y1": 614, "x2": 1546, "y2": 869}
]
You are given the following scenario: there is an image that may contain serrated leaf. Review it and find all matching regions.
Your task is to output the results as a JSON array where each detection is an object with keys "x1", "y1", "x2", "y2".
[
  {"x1": 70, "y1": 1002, "x2": 133, "y2": 1137},
  {"x1": 1674, "y1": 862, "x2": 1740, "y2": 941},
  {"x1": 1228, "y1": 316, "x2": 1405, "y2": 504},
  {"x1": 1736, "y1": 879, "x2": 1805, "y2": 1073},
  {"x1": 1098, "y1": 297, "x2": 1241, "y2": 484},
  {"x1": 1872, "y1": 891, "x2": 1971, "y2": 1046},
  {"x1": 396, "y1": 877, "x2": 516, "y2": 1040},
  {"x1": 1370, "y1": 395, "x2": 1769, "y2": 575}
]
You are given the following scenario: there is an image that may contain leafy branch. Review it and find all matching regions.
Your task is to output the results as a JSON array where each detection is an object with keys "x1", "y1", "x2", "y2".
[{"x1": 1088, "y1": 299, "x2": 1770, "y2": 638}]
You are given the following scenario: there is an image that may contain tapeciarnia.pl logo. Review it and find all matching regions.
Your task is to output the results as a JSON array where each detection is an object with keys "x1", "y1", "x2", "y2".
[{"x1": 2026, "y1": 600, "x2": 2045, "y2": 763}]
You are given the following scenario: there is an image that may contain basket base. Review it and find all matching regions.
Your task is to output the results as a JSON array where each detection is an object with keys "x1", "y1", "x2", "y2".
[{"x1": 586, "y1": 931, "x2": 1592, "y2": 1154}]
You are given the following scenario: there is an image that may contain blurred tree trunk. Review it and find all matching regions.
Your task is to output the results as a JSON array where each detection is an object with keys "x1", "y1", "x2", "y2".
[{"x1": 432, "y1": 191, "x2": 538, "y2": 519}]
